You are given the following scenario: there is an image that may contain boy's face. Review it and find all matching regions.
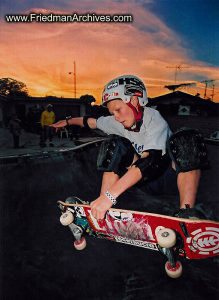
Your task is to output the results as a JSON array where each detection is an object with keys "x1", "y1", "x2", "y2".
[{"x1": 107, "y1": 99, "x2": 135, "y2": 128}]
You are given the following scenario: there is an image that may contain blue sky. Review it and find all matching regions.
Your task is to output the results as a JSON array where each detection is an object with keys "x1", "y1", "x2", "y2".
[{"x1": 148, "y1": 0, "x2": 219, "y2": 66}]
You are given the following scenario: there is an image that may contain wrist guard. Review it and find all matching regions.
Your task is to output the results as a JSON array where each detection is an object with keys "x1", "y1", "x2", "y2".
[{"x1": 65, "y1": 116, "x2": 72, "y2": 126}]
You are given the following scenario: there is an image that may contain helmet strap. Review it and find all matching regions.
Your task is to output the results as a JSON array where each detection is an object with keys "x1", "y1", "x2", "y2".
[{"x1": 127, "y1": 102, "x2": 143, "y2": 132}]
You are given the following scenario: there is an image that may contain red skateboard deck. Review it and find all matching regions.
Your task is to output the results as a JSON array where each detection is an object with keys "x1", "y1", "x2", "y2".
[{"x1": 58, "y1": 198, "x2": 219, "y2": 277}]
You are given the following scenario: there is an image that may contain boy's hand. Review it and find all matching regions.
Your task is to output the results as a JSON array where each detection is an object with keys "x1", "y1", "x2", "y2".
[
  {"x1": 49, "y1": 120, "x2": 67, "y2": 132},
  {"x1": 90, "y1": 195, "x2": 113, "y2": 220},
  {"x1": 50, "y1": 120, "x2": 67, "y2": 128}
]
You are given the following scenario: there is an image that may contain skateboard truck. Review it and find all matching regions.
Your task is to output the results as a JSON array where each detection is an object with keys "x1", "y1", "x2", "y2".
[
  {"x1": 156, "y1": 228, "x2": 183, "y2": 278},
  {"x1": 69, "y1": 223, "x2": 83, "y2": 241},
  {"x1": 60, "y1": 211, "x2": 87, "y2": 250}
]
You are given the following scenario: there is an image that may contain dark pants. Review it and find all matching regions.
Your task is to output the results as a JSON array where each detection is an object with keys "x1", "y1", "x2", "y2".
[
  {"x1": 141, "y1": 163, "x2": 178, "y2": 196},
  {"x1": 40, "y1": 126, "x2": 54, "y2": 144}
]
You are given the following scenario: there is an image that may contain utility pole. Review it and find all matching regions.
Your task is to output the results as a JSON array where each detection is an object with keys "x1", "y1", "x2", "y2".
[
  {"x1": 201, "y1": 79, "x2": 217, "y2": 100},
  {"x1": 69, "y1": 61, "x2": 77, "y2": 98},
  {"x1": 211, "y1": 84, "x2": 215, "y2": 101},
  {"x1": 73, "y1": 61, "x2": 76, "y2": 98},
  {"x1": 203, "y1": 81, "x2": 208, "y2": 99}
]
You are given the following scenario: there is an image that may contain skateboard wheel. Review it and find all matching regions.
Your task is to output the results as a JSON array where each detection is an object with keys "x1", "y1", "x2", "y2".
[
  {"x1": 60, "y1": 211, "x2": 74, "y2": 226},
  {"x1": 156, "y1": 228, "x2": 176, "y2": 248},
  {"x1": 165, "y1": 261, "x2": 182, "y2": 278},
  {"x1": 74, "y1": 237, "x2": 86, "y2": 250}
]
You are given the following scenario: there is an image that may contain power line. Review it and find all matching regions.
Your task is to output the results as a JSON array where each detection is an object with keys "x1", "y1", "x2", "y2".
[{"x1": 68, "y1": 61, "x2": 76, "y2": 98}]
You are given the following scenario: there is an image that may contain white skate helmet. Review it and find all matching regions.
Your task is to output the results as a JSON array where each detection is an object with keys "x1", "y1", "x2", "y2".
[{"x1": 102, "y1": 75, "x2": 148, "y2": 107}]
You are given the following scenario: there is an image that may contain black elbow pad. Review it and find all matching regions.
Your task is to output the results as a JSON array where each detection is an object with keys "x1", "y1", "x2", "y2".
[
  {"x1": 133, "y1": 150, "x2": 170, "y2": 181},
  {"x1": 83, "y1": 116, "x2": 98, "y2": 129}
]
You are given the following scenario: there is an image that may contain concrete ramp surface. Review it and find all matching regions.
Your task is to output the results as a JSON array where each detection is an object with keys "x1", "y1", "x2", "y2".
[{"x1": 0, "y1": 141, "x2": 218, "y2": 300}]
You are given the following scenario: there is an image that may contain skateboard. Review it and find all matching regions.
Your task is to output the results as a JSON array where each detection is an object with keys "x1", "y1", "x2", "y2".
[{"x1": 58, "y1": 197, "x2": 219, "y2": 278}]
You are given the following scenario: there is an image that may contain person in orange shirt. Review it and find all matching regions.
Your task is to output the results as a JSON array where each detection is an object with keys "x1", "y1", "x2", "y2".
[{"x1": 40, "y1": 104, "x2": 55, "y2": 147}]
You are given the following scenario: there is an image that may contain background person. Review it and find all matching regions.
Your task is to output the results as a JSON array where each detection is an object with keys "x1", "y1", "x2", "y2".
[
  {"x1": 40, "y1": 104, "x2": 55, "y2": 147},
  {"x1": 8, "y1": 114, "x2": 22, "y2": 149}
]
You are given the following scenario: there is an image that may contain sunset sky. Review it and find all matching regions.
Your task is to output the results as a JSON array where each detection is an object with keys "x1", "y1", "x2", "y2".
[{"x1": 0, "y1": 0, "x2": 219, "y2": 103}]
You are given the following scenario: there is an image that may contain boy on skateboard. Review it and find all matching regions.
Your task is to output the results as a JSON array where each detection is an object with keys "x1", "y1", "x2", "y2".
[{"x1": 51, "y1": 75, "x2": 208, "y2": 220}]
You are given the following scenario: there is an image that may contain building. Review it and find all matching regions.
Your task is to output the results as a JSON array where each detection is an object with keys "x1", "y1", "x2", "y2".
[
  {"x1": 1, "y1": 91, "x2": 218, "y2": 129},
  {"x1": 0, "y1": 95, "x2": 94, "y2": 128},
  {"x1": 148, "y1": 91, "x2": 219, "y2": 117}
]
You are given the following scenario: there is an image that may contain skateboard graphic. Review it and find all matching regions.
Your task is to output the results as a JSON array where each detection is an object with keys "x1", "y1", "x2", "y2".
[{"x1": 58, "y1": 197, "x2": 219, "y2": 278}]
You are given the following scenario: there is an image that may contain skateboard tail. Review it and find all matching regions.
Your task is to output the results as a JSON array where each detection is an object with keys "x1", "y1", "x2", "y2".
[{"x1": 184, "y1": 226, "x2": 219, "y2": 259}]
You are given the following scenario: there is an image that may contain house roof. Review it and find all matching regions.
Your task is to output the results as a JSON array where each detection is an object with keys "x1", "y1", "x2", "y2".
[
  {"x1": 0, "y1": 95, "x2": 91, "y2": 106},
  {"x1": 148, "y1": 91, "x2": 216, "y2": 106}
]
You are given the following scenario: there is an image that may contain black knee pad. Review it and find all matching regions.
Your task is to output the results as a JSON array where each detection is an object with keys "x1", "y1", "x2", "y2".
[
  {"x1": 167, "y1": 128, "x2": 209, "y2": 174},
  {"x1": 97, "y1": 135, "x2": 135, "y2": 176}
]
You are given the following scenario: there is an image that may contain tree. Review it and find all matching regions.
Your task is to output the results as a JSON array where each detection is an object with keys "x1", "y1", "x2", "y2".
[
  {"x1": 79, "y1": 94, "x2": 96, "y2": 104},
  {"x1": 0, "y1": 78, "x2": 29, "y2": 98}
]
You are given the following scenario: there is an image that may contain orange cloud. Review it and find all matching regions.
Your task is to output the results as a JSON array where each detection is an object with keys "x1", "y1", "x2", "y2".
[{"x1": 0, "y1": 1, "x2": 218, "y2": 103}]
